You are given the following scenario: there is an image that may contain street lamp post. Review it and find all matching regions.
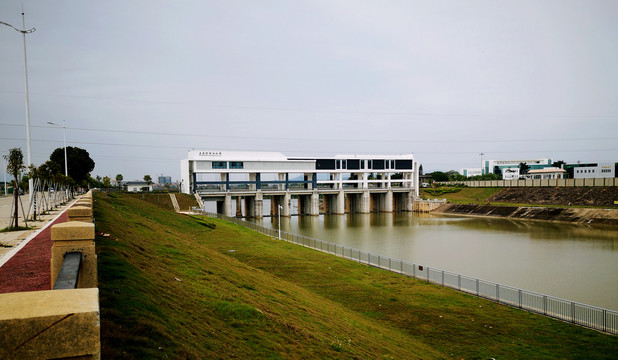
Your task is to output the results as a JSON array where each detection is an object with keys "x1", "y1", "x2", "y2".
[
  {"x1": 1, "y1": 13, "x2": 36, "y2": 209},
  {"x1": 479, "y1": 153, "x2": 485, "y2": 175},
  {"x1": 278, "y1": 204, "x2": 283, "y2": 239},
  {"x1": 2, "y1": 155, "x2": 7, "y2": 196},
  {"x1": 48, "y1": 121, "x2": 68, "y2": 200},
  {"x1": 47, "y1": 121, "x2": 68, "y2": 177}
]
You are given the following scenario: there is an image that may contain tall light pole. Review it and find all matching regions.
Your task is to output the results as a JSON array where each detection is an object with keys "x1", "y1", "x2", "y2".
[
  {"x1": 479, "y1": 153, "x2": 485, "y2": 175},
  {"x1": 47, "y1": 121, "x2": 68, "y2": 177},
  {"x1": 2, "y1": 154, "x2": 7, "y2": 196},
  {"x1": 48, "y1": 121, "x2": 68, "y2": 199},
  {"x1": 1, "y1": 13, "x2": 36, "y2": 207}
]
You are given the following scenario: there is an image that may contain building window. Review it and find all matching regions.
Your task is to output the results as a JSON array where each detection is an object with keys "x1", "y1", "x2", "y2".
[
  {"x1": 229, "y1": 162, "x2": 243, "y2": 169},
  {"x1": 212, "y1": 161, "x2": 227, "y2": 169}
]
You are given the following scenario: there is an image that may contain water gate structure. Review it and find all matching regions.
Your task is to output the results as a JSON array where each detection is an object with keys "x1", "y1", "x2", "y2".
[{"x1": 181, "y1": 150, "x2": 421, "y2": 218}]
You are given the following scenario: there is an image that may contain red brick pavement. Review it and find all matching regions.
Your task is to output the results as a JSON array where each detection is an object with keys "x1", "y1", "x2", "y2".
[{"x1": 0, "y1": 212, "x2": 68, "y2": 293}]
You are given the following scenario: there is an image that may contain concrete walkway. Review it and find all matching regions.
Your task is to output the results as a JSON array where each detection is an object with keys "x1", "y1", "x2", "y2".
[
  {"x1": 0, "y1": 195, "x2": 72, "y2": 259},
  {"x1": 0, "y1": 196, "x2": 74, "y2": 293}
]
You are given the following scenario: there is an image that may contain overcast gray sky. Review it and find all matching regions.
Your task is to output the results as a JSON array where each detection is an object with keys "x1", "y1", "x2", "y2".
[{"x1": 2, "y1": 0, "x2": 617, "y2": 182}]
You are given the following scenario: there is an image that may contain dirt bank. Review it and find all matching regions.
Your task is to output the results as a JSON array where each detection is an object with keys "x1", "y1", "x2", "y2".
[
  {"x1": 488, "y1": 187, "x2": 618, "y2": 207},
  {"x1": 434, "y1": 204, "x2": 618, "y2": 226}
]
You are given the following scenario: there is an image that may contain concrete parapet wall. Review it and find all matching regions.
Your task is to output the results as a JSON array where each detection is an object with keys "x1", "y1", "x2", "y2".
[
  {"x1": 440, "y1": 177, "x2": 617, "y2": 188},
  {"x1": 51, "y1": 221, "x2": 97, "y2": 289},
  {"x1": 413, "y1": 199, "x2": 447, "y2": 213},
  {"x1": 67, "y1": 205, "x2": 93, "y2": 222},
  {"x1": 0, "y1": 288, "x2": 100, "y2": 359}
]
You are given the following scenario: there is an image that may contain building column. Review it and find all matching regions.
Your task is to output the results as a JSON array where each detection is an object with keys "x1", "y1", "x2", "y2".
[
  {"x1": 382, "y1": 190, "x2": 393, "y2": 212},
  {"x1": 310, "y1": 191, "x2": 319, "y2": 216},
  {"x1": 334, "y1": 190, "x2": 345, "y2": 214},
  {"x1": 413, "y1": 161, "x2": 420, "y2": 197},
  {"x1": 406, "y1": 191, "x2": 414, "y2": 211},
  {"x1": 278, "y1": 173, "x2": 286, "y2": 190},
  {"x1": 360, "y1": 190, "x2": 370, "y2": 214},
  {"x1": 235, "y1": 196, "x2": 242, "y2": 217},
  {"x1": 220, "y1": 173, "x2": 227, "y2": 191},
  {"x1": 282, "y1": 192, "x2": 291, "y2": 217}
]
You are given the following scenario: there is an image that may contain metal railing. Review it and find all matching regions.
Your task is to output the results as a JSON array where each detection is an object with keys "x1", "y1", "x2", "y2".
[{"x1": 193, "y1": 208, "x2": 618, "y2": 335}]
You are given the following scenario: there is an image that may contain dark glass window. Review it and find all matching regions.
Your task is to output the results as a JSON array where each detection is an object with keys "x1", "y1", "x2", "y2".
[
  {"x1": 212, "y1": 161, "x2": 227, "y2": 169},
  {"x1": 373, "y1": 159, "x2": 385, "y2": 170},
  {"x1": 229, "y1": 162, "x2": 243, "y2": 169},
  {"x1": 395, "y1": 160, "x2": 413, "y2": 169},
  {"x1": 316, "y1": 159, "x2": 336, "y2": 170},
  {"x1": 347, "y1": 159, "x2": 360, "y2": 170}
]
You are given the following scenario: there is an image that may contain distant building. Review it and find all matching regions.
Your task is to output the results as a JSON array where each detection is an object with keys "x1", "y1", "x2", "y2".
[
  {"x1": 460, "y1": 168, "x2": 482, "y2": 177},
  {"x1": 565, "y1": 163, "x2": 617, "y2": 179},
  {"x1": 126, "y1": 181, "x2": 153, "y2": 192},
  {"x1": 483, "y1": 159, "x2": 552, "y2": 176},
  {"x1": 158, "y1": 175, "x2": 172, "y2": 184},
  {"x1": 523, "y1": 167, "x2": 566, "y2": 180},
  {"x1": 502, "y1": 168, "x2": 520, "y2": 180}
]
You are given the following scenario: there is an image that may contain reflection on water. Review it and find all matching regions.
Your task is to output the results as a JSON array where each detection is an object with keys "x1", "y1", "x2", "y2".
[{"x1": 258, "y1": 212, "x2": 618, "y2": 310}]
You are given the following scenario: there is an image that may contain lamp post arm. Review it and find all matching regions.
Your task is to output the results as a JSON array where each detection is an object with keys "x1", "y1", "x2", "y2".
[{"x1": 0, "y1": 21, "x2": 35, "y2": 34}]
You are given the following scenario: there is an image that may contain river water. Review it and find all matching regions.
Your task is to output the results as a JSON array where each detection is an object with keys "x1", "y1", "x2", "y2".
[{"x1": 253, "y1": 211, "x2": 618, "y2": 311}]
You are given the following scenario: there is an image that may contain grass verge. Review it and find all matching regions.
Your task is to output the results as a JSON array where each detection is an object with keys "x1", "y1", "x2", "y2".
[
  {"x1": 94, "y1": 192, "x2": 618, "y2": 359},
  {"x1": 0, "y1": 226, "x2": 34, "y2": 233}
]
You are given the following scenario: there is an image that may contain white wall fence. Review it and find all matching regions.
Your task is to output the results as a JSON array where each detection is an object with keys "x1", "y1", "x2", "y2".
[
  {"x1": 440, "y1": 177, "x2": 617, "y2": 188},
  {"x1": 194, "y1": 208, "x2": 618, "y2": 335}
]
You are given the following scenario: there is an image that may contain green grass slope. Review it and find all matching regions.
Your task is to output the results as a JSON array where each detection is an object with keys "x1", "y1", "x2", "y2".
[
  {"x1": 94, "y1": 193, "x2": 618, "y2": 359},
  {"x1": 420, "y1": 187, "x2": 503, "y2": 204}
]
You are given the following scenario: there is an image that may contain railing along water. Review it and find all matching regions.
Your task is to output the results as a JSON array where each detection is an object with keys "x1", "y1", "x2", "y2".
[{"x1": 193, "y1": 208, "x2": 618, "y2": 335}]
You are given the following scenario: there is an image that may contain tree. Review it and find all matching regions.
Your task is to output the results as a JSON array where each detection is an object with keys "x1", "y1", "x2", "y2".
[
  {"x1": 519, "y1": 162, "x2": 530, "y2": 175},
  {"x1": 430, "y1": 171, "x2": 449, "y2": 182},
  {"x1": 144, "y1": 174, "x2": 152, "y2": 186},
  {"x1": 50, "y1": 146, "x2": 95, "y2": 185},
  {"x1": 102, "y1": 176, "x2": 111, "y2": 193},
  {"x1": 115, "y1": 174, "x2": 123, "y2": 189},
  {"x1": 419, "y1": 164, "x2": 423, "y2": 175},
  {"x1": 552, "y1": 160, "x2": 565, "y2": 169},
  {"x1": 4, "y1": 148, "x2": 25, "y2": 229}
]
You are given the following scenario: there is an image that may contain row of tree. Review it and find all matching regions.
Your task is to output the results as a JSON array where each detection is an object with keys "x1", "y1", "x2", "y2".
[
  {"x1": 3, "y1": 146, "x2": 95, "y2": 229},
  {"x1": 427, "y1": 160, "x2": 566, "y2": 183}
]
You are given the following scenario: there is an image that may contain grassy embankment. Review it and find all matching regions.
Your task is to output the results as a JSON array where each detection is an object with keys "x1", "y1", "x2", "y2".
[
  {"x1": 420, "y1": 187, "x2": 503, "y2": 204},
  {"x1": 94, "y1": 192, "x2": 618, "y2": 359}
]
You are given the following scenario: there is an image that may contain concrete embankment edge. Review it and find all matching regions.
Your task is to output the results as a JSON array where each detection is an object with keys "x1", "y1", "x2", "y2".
[{"x1": 433, "y1": 204, "x2": 618, "y2": 226}]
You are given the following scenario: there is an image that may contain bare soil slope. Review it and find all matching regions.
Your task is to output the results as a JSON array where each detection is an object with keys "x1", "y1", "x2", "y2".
[{"x1": 488, "y1": 187, "x2": 618, "y2": 207}]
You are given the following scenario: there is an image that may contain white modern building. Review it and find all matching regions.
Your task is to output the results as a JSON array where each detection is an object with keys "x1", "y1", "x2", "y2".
[
  {"x1": 483, "y1": 158, "x2": 552, "y2": 175},
  {"x1": 126, "y1": 181, "x2": 153, "y2": 192},
  {"x1": 180, "y1": 150, "x2": 419, "y2": 217},
  {"x1": 523, "y1": 167, "x2": 566, "y2": 180},
  {"x1": 568, "y1": 163, "x2": 616, "y2": 179},
  {"x1": 460, "y1": 168, "x2": 482, "y2": 177}
]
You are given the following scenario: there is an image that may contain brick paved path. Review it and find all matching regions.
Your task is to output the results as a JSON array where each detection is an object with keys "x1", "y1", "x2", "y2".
[{"x1": 0, "y1": 213, "x2": 68, "y2": 293}]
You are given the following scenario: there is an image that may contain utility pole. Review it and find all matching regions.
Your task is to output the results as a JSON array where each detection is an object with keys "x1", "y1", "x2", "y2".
[{"x1": 1, "y1": 12, "x2": 36, "y2": 213}]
